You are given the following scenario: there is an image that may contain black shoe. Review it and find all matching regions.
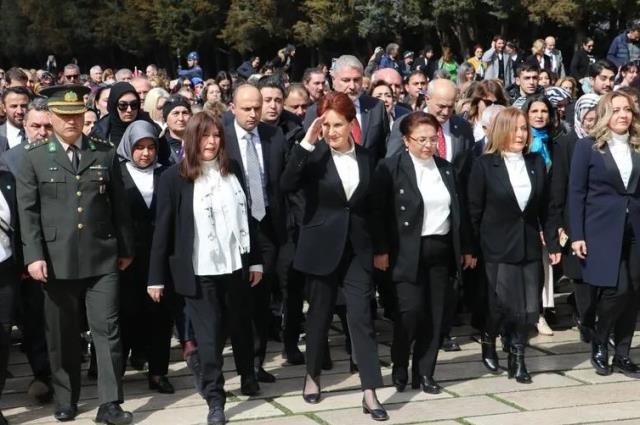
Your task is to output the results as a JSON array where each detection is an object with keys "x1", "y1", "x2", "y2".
[
  {"x1": 240, "y1": 374, "x2": 260, "y2": 396},
  {"x1": 302, "y1": 375, "x2": 321, "y2": 404},
  {"x1": 54, "y1": 404, "x2": 78, "y2": 422},
  {"x1": 322, "y1": 350, "x2": 333, "y2": 370},
  {"x1": 349, "y1": 357, "x2": 359, "y2": 373},
  {"x1": 612, "y1": 356, "x2": 640, "y2": 377},
  {"x1": 256, "y1": 367, "x2": 276, "y2": 383},
  {"x1": 284, "y1": 346, "x2": 305, "y2": 365},
  {"x1": 149, "y1": 375, "x2": 175, "y2": 394},
  {"x1": 0, "y1": 410, "x2": 7, "y2": 425},
  {"x1": 207, "y1": 404, "x2": 226, "y2": 425},
  {"x1": 480, "y1": 332, "x2": 500, "y2": 374},
  {"x1": 362, "y1": 397, "x2": 389, "y2": 421},
  {"x1": 391, "y1": 365, "x2": 408, "y2": 392},
  {"x1": 591, "y1": 343, "x2": 611, "y2": 376},
  {"x1": 508, "y1": 345, "x2": 532, "y2": 384},
  {"x1": 28, "y1": 377, "x2": 53, "y2": 404},
  {"x1": 418, "y1": 376, "x2": 442, "y2": 394},
  {"x1": 94, "y1": 402, "x2": 133, "y2": 425},
  {"x1": 441, "y1": 335, "x2": 461, "y2": 352}
]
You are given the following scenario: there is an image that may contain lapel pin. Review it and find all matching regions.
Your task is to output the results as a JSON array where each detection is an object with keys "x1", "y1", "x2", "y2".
[
  {"x1": 6, "y1": 185, "x2": 11, "y2": 190},
  {"x1": 446, "y1": 170, "x2": 450, "y2": 175}
]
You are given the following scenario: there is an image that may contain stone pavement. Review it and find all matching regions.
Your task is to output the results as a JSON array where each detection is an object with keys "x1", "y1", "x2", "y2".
[{"x1": 3, "y1": 298, "x2": 640, "y2": 425}]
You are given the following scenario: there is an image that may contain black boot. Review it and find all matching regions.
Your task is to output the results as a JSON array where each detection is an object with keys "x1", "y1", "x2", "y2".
[
  {"x1": 480, "y1": 332, "x2": 500, "y2": 374},
  {"x1": 591, "y1": 343, "x2": 611, "y2": 376},
  {"x1": 508, "y1": 344, "x2": 531, "y2": 384}
]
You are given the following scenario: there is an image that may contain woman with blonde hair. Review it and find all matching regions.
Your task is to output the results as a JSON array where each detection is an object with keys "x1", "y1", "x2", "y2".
[
  {"x1": 569, "y1": 91, "x2": 640, "y2": 377},
  {"x1": 526, "y1": 39, "x2": 552, "y2": 72},
  {"x1": 468, "y1": 107, "x2": 560, "y2": 383},
  {"x1": 144, "y1": 87, "x2": 170, "y2": 128}
]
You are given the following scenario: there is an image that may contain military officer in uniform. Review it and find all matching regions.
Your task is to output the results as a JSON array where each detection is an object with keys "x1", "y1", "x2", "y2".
[{"x1": 16, "y1": 85, "x2": 136, "y2": 424}]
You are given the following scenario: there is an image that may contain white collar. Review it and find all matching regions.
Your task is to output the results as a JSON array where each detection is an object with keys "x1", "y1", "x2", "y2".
[
  {"x1": 330, "y1": 141, "x2": 356, "y2": 156},
  {"x1": 504, "y1": 151, "x2": 524, "y2": 160},
  {"x1": 57, "y1": 135, "x2": 83, "y2": 150},
  {"x1": 610, "y1": 132, "x2": 630, "y2": 147},
  {"x1": 234, "y1": 120, "x2": 257, "y2": 142},
  {"x1": 408, "y1": 151, "x2": 436, "y2": 168}
]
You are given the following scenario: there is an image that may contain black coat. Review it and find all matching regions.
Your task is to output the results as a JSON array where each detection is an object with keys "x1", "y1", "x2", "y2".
[
  {"x1": 468, "y1": 152, "x2": 548, "y2": 263},
  {"x1": 371, "y1": 151, "x2": 472, "y2": 283},
  {"x1": 525, "y1": 54, "x2": 553, "y2": 72},
  {"x1": 223, "y1": 121, "x2": 288, "y2": 244},
  {"x1": 0, "y1": 170, "x2": 22, "y2": 268},
  {"x1": 570, "y1": 49, "x2": 593, "y2": 80},
  {"x1": 280, "y1": 142, "x2": 375, "y2": 276},
  {"x1": 147, "y1": 163, "x2": 262, "y2": 296}
]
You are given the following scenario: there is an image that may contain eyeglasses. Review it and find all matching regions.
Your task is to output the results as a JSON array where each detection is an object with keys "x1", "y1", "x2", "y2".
[
  {"x1": 117, "y1": 100, "x2": 140, "y2": 111},
  {"x1": 64, "y1": 74, "x2": 80, "y2": 80},
  {"x1": 482, "y1": 98, "x2": 495, "y2": 106},
  {"x1": 408, "y1": 135, "x2": 438, "y2": 146}
]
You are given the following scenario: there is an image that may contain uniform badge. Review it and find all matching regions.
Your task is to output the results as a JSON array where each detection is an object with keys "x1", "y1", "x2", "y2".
[{"x1": 64, "y1": 91, "x2": 79, "y2": 102}]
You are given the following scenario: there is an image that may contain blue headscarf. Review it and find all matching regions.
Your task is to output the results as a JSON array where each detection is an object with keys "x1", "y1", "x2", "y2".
[{"x1": 530, "y1": 127, "x2": 551, "y2": 168}]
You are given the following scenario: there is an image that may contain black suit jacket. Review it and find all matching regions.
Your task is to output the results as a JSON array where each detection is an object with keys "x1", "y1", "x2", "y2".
[
  {"x1": 281, "y1": 142, "x2": 375, "y2": 276},
  {"x1": 303, "y1": 93, "x2": 389, "y2": 160},
  {"x1": 387, "y1": 115, "x2": 475, "y2": 187},
  {"x1": 525, "y1": 54, "x2": 553, "y2": 72},
  {"x1": 468, "y1": 152, "x2": 548, "y2": 263},
  {"x1": 223, "y1": 121, "x2": 288, "y2": 244},
  {"x1": 0, "y1": 170, "x2": 22, "y2": 268},
  {"x1": 147, "y1": 163, "x2": 262, "y2": 296},
  {"x1": 372, "y1": 151, "x2": 472, "y2": 283}
]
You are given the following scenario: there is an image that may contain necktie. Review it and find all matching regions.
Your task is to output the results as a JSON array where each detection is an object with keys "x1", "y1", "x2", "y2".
[
  {"x1": 68, "y1": 144, "x2": 79, "y2": 173},
  {"x1": 437, "y1": 127, "x2": 447, "y2": 159},
  {"x1": 244, "y1": 133, "x2": 266, "y2": 221},
  {"x1": 18, "y1": 128, "x2": 27, "y2": 145},
  {"x1": 351, "y1": 118, "x2": 362, "y2": 145}
]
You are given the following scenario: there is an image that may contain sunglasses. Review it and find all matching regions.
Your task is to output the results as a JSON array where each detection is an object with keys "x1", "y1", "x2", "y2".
[
  {"x1": 64, "y1": 74, "x2": 80, "y2": 80},
  {"x1": 117, "y1": 100, "x2": 140, "y2": 111},
  {"x1": 481, "y1": 98, "x2": 495, "y2": 106}
]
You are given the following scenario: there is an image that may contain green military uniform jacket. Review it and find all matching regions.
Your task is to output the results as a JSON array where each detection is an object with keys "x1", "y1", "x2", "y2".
[{"x1": 16, "y1": 134, "x2": 135, "y2": 280}]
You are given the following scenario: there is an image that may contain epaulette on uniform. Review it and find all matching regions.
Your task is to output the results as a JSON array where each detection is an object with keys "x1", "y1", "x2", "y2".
[
  {"x1": 24, "y1": 140, "x2": 49, "y2": 151},
  {"x1": 90, "y1": 136, "x2": 114, "y2": 147}
]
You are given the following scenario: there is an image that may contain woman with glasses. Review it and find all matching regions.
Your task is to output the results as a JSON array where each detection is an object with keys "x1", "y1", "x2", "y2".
[
  {"x1": 373, "y1": 111, "x2": 474, "y2": 395},
  {"x1": 468, "y1": 107, "x2": 559, "y2": 384},
  {"x1": 570, "y1": 37, "x2": 596, "y2": 80},
  {"x1": 90, "y1": 82, "x2": 159, "y2": 147},
  {"x1": 466, "y1": 81, "x2": 508, "y2": 142}
]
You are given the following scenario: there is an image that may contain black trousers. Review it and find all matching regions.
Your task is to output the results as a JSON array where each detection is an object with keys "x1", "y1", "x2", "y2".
[
  {"x1": 592, "y1": 223, "x2": 640, "y2": 356},
  {"x1": 574, "y1": 278, "x2": 597, "y2": 330},
  {"x1": 119, "y1": 255, "x2": 174, "y2": 376},
  {"x1": 391, "y1": 235, "x2": 453, "y2": 378},
  {"x1": 305, "y1": 247, "x2": 383, "y2": 390},
  {"x1": 276, "y1": 236, "x2": 305, "y2": 351},
  {"x1": 0, "y1": 259, "x2": 19, "y2": 399},
  {"x1": 44, "y1": 273, "x2": 123, "y2": 406},
  {"x1": 187, "y1": 271, "x2": 253, "y2": 407},
  {"x1": 19, "y1": 278, "x2": 51, "y2": 381}
]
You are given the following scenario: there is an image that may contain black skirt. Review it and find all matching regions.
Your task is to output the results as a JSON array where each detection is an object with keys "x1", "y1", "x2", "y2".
[{"x1": 485, "y1": 260, "x2": 542, "y2": 326}]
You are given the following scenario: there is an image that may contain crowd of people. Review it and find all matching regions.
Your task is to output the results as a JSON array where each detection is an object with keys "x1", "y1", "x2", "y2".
[{"x1": 1, "y1": 22, "x2": 640, "y2": 425}]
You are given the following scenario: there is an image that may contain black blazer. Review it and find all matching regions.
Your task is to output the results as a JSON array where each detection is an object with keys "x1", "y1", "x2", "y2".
[
  {"x1": 303, "y1": 94, "x2": 390, "y2": 160},
  {"x1": 468, "y1": 152, "x2": 548, "y2": 263},
  {"x1": 0, "y1": 170, "x2": 21, "y2": 268},
  {"x1": 525, "y1": 54, "x2": 553, "y2": 72},
  {"x1": 223, "y1": 121, "x2": 288, "y2": 244},
  {"x1": 372, "y1": 151, "x2": 472, "y2": 283},
  {"x1": 280, "y1": 142, "x2": 375, "y2": 276},
  {"x1": 569, "y1": 137, "x2": 640, "y2": 287},
  {"x1": 147, "y1": 163, "x2": 262, "y2": 296}
]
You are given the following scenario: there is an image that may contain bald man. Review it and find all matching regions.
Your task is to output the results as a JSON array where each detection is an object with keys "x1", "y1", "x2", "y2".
[
  {"x1": 131, "y1": 77, "x2": 152, "y2": 103},
  {"x1": 224, "y1": 83, "x2": 288, "y2": 393},
  {"x1": 372, "y1": 68, "x2": 411, "y2": 124},
  {"x1": 544, "y1": 36, "x2": 566, "y2": 77}
]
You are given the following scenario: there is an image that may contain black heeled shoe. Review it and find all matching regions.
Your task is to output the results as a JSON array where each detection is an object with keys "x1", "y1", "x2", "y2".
[
  {"x1": 302, "y1": 375, "x2": 321, "y2": 404},
  {"x1": 392, "y1": 365, "x2": 408, "y2": 392},
  {"x1": 418, "y1": 376, "x2": 442, "y2": 394},
  {"x1": 481, "y1": 332, "x2": 500, "y2": 374},
  {"x1": 507, "y1": 344, "x2": 532, "y2": 383},
  {"x1": 591, "y1": 343, "x2": 611, "y2": 376},
  {"x1": 612, "y1": 356, "x2": 640, "y2": 377},
  {"x1": 362, "y1": 396, "x2": 389, "y2": 421},
  {"x1": 149, "y1": 375, "x2": 175, "y2": 394}
]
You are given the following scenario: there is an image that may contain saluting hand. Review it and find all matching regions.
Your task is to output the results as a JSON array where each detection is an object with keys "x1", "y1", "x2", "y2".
[
  {"x1": 302, "y1": 115, "x2": 325, "y2": 146},
  {"x1": 28, "y1": 260, "x2": 48, "y2": 283},
  {"x1": 147, "y1": 287, "x2": 164, "y2": 303}
]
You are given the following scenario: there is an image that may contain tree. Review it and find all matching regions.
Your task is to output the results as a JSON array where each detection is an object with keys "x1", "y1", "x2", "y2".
[
  {"x1": 353, "y1": 0, "x2": 427, "y2": 44},
  {"x1": 220, "y1": 0, "x2": 287, "y2": 55}
]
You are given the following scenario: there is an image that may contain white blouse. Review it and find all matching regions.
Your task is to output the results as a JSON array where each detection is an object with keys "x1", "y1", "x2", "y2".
[
  {"x1": 125, "y1": 162, "x2": 155, "y2": 208},
  {"x1": 409, "y1": 153, "x2": 451, "y2": 236},
  {"x1": 504, "y1": 152, "x2": 531, "y2": 211},
  {"x1": 609, "y1": 132, "x2": 632, "y2": 189},
  {"x1": 299, "y1": 140, "x2": 360, "y2": 201}
]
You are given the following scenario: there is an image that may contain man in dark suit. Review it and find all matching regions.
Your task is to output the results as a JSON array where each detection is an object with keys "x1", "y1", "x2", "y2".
[
  {"x1": 224, "y1": 84, "x2": 288, "y2": 391},
  {"x1": 303, "y1": 55, "x2": 389, "y2": 160},
  {"x1": 257, "y1": 77, "x2": 306, "y2": 365},
  {"x1": 0, "y1": 97, "x2": 54, "y2": 405},
  {"x1": 16, "y1": 85, "x2": 135, "y2": 424},
  {"x1": 0, "y1": 86, "x2": 30, "y2": 153}
]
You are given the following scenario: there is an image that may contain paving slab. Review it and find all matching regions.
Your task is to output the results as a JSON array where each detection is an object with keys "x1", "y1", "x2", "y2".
[{"x1": 443, "y1": 372, "x2": 582, "y2": 396}]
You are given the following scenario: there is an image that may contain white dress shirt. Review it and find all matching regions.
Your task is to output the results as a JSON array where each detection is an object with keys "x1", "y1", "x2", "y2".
[
  {"x1": 0, "y1": 190, "x2": 12, "y2": 263},
  {"x1": 503, "y1": 152, "x2": 531, "y2": 211},
  {"x1": 609, "y1": 132, "x2": 632, "y2": 189},
  {"x1": 299, "y1": 140, "x2": 360, "y2": 201},
  {"x1": 409, "y1": 153, "x2": 451, "y2": 236},
  {"x1": 125, "y1": 162, "x2": 155, "y2": 208},
  {"x1": 6, "y1": 121, "x2": 23, "y2": 149},
  {"x1": 57, "y1": 136, "x2": 83, "y2": 162},
  {"x1": 192, "y1": 160, "x2": 261, "y2": 276},
  {"x1": 441, "y1": 120, "x2": 453, "y2": 162},
  {"x1": 233, "y1": 120, "x2": 265, "y2": 174}
]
